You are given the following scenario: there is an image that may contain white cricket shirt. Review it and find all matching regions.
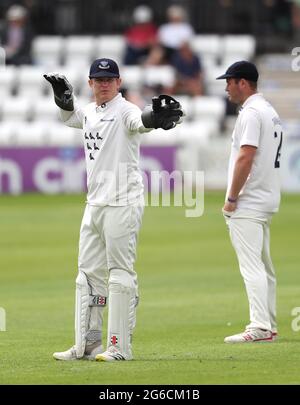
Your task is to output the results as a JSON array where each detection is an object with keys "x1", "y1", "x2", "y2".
[
  {"x1": 60, "y1": 93, "x2": 151, "y2": 206},
  {"x1": 227, "y1": 93, "x2": 282, "y2": 213}
]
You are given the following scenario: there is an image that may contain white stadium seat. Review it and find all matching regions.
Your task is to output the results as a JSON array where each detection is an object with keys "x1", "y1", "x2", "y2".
[
  {"x1": 176, "y1": 120, "x2": 220, "y2": 175},
  {"x1": 64, "y1": 36, "x2": 96, "y2": 67},
  {"x1": 191, "y1": 35, "x2": 221, "y2": 70},
  {"x1": 143, "y1": 65, "x2": 176, "y2": 88},
  {"x1": 14, "y1": 122, "x2": 51, "y2": 146},
  {"x1": 222, "y1": 35, "x2": 256, "y2": 66},
  {"x1": 48, "y1": 122, "x2": 82, "y2": 146},
  {"x1": 95, "y1": 35, "x2": 126, "y2": 65},
  {"x1": 17, "y1": 66, "x2": 47, "y2": 97},
  {"x1": 141, "y1": 126, "x2": 180, "y2": 146},
  {"x1": 177, "y1": 120, "x2": 219, "y2": 143},
  {"x1": 32, "y1": 97, "x2": 59, "y2": 121},
  {"x1": 121, "y1": 66, "x2": 143, "y2": 90},
  {"x1": 205, "y1": 64, "x2": 229, "y2": 97},
  {"x1": 0, "y1": 121, "x2": 22, "y2": 145},
  {"x1": 32, "y1": 36, "x2": 65, "y2": 68},
  {"x1": 0, "y1": 66, "x2": 16, "y2": 98},
  {"x1": 2, "y1": 97, "x2": 32, "y2": 122},
  {"x1": 172, "y1": 95, "x2": 192, "y2": 121},
  {"x1": 192, "y1": 96, "x2": 226, "y2": 122}
]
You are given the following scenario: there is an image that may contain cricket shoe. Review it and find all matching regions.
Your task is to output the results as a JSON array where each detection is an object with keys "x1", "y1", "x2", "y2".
[
  {"x1": 53, "y1": 344, "x2": 103, "y2": 361},
  {"x1": 95, "y1": 346, "x2": 132, "y2": 362},
  {"x1": 224, "y1": 328, "x2": 273, "y2": 344}
]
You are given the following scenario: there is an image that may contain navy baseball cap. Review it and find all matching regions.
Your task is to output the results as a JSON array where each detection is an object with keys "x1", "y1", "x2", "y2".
[
  {"x1": 216, "y1": 61, "x2": 259, "y2": 82},
  {"x1": 89, "y1": 58, "x2": 120, "y2": 78}
]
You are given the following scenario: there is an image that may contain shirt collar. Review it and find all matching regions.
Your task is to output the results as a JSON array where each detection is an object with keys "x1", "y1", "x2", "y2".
[
  {"x1": 241, "y1": 93, "x2": 263, "y2": 110},
  {"x1": 95, "y1": 93, "x2": 122, "y2": 112}
]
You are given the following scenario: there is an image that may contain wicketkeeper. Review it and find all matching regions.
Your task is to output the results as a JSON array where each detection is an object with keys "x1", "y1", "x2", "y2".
[{"x1": 44, "y1": 58, "x2": 183, "y2": 361}]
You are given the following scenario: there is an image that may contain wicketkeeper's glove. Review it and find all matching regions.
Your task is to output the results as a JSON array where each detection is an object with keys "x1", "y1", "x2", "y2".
[
  {"x1": 141, "y1": 94, "x2": 183, "y2": 130},
  {"x1": 43, "y1": 73, "x2": 74, "y2": 111}
]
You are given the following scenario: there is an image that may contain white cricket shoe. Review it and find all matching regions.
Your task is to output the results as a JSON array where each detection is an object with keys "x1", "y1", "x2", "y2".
[
  {"x1": 53, "y1": 344, "x2": 103, "y2": 361},
  {"x1": 224, "y1": 328, "x2": 273, "y2": 344},
  {"x1": 53, "y1": 346, "x2": 77, "y2": 361},
  {"x1": 95, "y1": 346, "x2": 132, "y2": 362}
]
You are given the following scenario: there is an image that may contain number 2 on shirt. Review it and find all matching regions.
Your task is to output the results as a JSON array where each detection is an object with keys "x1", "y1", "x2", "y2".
[{"x1": 274, "y1": 131, "x2": 282, "y2": 168}]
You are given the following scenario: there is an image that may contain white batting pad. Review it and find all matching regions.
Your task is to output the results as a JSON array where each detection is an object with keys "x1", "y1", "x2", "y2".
[
  {"x1": 75, "y1": 271, "x2": 90, "y2": 358},
  {"x1": 107, "y1": 269, "x2": 136, "y2": 359},
  {"x1": 75, "y1": 271, "x2": 107, "y2": 358}
]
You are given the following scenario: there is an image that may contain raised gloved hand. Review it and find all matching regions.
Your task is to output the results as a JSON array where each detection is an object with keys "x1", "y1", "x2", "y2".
[
  {"x1": 141, "y1": 94, "x2": 183, "y2": 130},
  {"x1": 43, "y1": 73, "x2": 74, "y2": 111}
]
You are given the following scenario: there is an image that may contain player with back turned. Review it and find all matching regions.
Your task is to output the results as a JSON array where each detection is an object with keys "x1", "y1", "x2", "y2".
[
  {"x1": 44, "y1": 58, "x2": 183, "y2": 361},
  {"x1": 217, "y1": 61, "x2": 282, "y2": 343}
]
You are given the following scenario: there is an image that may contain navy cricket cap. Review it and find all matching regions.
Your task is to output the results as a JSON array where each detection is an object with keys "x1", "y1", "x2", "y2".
[
  {"x1": 89, "y1": 58, "x2": 120, "y2": 78},
  {"x1": 216, "y1": 61, "x2": 259, "y2": 82}
]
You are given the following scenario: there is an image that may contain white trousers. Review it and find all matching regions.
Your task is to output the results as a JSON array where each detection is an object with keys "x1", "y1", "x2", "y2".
[
  {"x1": 78, "y1": 204, "x2": 143, "y2": 332},
  {"x1": 225, "y1": 209, "x2": 277, "y2": 332}
]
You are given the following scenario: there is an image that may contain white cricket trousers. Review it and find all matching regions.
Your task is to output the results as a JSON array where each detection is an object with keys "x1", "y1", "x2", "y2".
[
  {"x1": 225, "y1": 209, "x2": 277, "y2": 332},
  {"x1": 78, "y1": 203, "x2": 143, "y2": 289},
  {"x1": 78, "y1": 204, "x2": 143, "y2": 333}
]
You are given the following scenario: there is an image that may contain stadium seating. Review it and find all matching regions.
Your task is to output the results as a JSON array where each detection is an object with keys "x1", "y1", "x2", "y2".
[
  {"x1": 143, "y1": 65, "x2": 176, "y2": 89},
  {"x1": 64, "y1": 35, "x2": 96, "y2": 67},
  {"x1": 0, "y1": 66, "x2": 16, "y2": 98},
  {"x1": 32, "y1": 97, "x2": 59, "y2": 121},
  {"x1": 1, "y1": 97, "x2": 32, "y2": 122},
  {"x1": 47, "y1": 122, "x2": 82, "y2": 146},
  {"x1": 222, "y1": 35, "x2": 256, "y2": 66},
  {"x1": 95, "y1": 35, "x2": 126, "y2": 65},
  {"x1": 191, "y1": 34, "x2": 221, "y2": 71},
  {"x1": 17, "y1": 66, "x2": 48, "y2": 98},
  {"x1": 0, "y1": 34, "x2": 259, "y2": 149},
  {"x1": 14, "y1": 122, "x2": 52, "y2": 146},
  {"x1": 192, "y1": 96, "x2": 226, "y2": 122},
  {"x1": 122, "y1": 66, "x2": 143, "y2": 91},
  {"x1": 32, "y1": 36, "x2": 65, "y2": 67}
]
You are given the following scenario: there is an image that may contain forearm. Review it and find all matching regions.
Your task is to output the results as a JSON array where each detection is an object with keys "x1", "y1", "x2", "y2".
[
  {"x1": 59, "y1": 99, "x2": 83, "y2": 129},
  {"x1": 59, "y1": 108, "x2": 74, "y2": 122},
  {"x1": 228, "y1": 155, "x2": 253, "y2": 199},
  {"x1": 127, "y1": 116, "x2": 153, "y2": 134}
]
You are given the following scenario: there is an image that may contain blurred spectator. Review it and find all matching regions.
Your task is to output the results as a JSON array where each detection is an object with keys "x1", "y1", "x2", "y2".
[
  {"x1": 120, "y1": 86, "x2": 147, "y2": 109},
  {"x1": 0, "y1": 4, "x2": 33, "y2": 65},
  {"x1": 171, "y1": 42, "x2": 204, "y2": 96},
  {"x1": 290, "y1": 0, "x2": 300, "y2": 40},
  {"x1": 157, "y1": 5, "x2": 195, "y2": 63},
  {"x1": 123, "y1": 5, "x2": 157, "y2": 65},
  {"x1": 143, "y1": 44, "x2": 165, "y2": 65}
]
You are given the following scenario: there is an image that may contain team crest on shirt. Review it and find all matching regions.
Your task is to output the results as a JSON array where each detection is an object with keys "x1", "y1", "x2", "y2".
[
  {"x1": 98, "y1": 61, "x2": 110, "y2": 69},
  {"x1": 86, "y1": 131, "x2": 103, "y2": 160}
]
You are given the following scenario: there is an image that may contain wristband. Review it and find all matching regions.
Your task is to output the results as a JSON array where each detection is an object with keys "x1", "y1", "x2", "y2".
[{"x1": 227, "y1": 197, "x2": 237, "y2": 203}]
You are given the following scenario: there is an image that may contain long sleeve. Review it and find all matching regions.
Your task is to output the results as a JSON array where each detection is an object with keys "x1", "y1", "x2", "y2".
[
  {"x1": 121, "y1": 103, "x2": 152, "y2": 134},
  {"x1": 59, "y1": 100, "x2": 85, "y2": 129}
]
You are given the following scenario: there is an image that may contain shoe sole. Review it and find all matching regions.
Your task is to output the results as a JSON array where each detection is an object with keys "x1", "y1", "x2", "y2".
[
  {"x1": 95, "y1": 354, "x2": 129, "y2": 362},
  {"x1": 224, "y1": 337, "x2": 273, "y2": 344},
  {"x1": 53, "y1": 355, "x2": 78, "y2": 361},
  {"x1": 95, "y1": 355, "x2": 106, "y2": 362},
  {"x1": 53, "y1": 354, "x2": 98, "y2": 361}
]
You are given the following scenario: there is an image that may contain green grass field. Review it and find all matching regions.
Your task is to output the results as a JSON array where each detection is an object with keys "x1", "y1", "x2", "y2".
[{"x1": 0, "y1": 192, "x2": 299, "y2": 385}]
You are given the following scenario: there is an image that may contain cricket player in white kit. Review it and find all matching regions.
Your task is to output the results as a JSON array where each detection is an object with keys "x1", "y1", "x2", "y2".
[
  {"x1": 216, "y1": 61, "x2": 282, "y2": 343},
  {"x1": 44, "y1": 58, "x2": 183, "y2": 361}
]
